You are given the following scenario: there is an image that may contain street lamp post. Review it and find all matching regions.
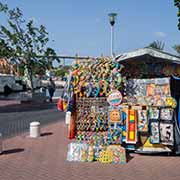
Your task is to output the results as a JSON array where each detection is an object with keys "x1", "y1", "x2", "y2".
[{"x1": 108, "y1": 13, "x2": 117, "y2": 57}]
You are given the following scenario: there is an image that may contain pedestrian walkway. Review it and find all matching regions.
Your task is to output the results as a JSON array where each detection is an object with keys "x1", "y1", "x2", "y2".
[
  {"x1": 0, "y1": 121, "x2": 180, "y2": 180},
  {"x1": 0, "y1": 100, "x2": 20, "y2": 107},
  {"x1": 0, "y1": 99, "x2": 63, "y2": 139}
]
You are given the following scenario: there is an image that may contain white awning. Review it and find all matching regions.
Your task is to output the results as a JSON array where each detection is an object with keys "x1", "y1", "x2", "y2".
[{"x1": 116, "y1": 47, "x2": 180, "y2": 64}]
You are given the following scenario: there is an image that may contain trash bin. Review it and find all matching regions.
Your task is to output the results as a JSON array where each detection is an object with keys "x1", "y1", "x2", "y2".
[{"x1": 30, "y1": 122, "x2": 40, "y2": 138}]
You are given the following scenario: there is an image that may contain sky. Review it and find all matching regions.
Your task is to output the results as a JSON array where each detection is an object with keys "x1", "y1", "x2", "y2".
[{"x1": 0, "y1": 0, "x2": 180, "y2": 59}]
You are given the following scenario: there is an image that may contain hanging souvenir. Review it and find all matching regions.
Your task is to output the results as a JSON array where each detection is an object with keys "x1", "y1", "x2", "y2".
[
  {"x1": 126, "y1": 96, "x2": 138, "y2": 105},
  {"x1": 108, "y1": 107, "x2": 122, "y2": 123},
  {"x1": 106, "y1": 145, "x2": 126, "y2": 164},
  {"x1": 160, "y1": 122, "x2": 174, "y2": 146},
  {"x1": 160, "y1": 108, "x2": 174, "y2": 121},
  {"x1": 87, "y1": 146, "x2": 94, "y2": 162},
  {"x1": 94, "y1": 145, "x2": 104, "y2": 160},
  {"x1": 57, "y1": 97, "x2": 64, "y2": 111},
  {"x1": 121, "y1": 107, "x2": 128, "y2": 142},
  {"x1": 98, "y1": 150, "x2": 113, "y2": 164},
  {"x1": 107, "y1": 90, "x2": 123, "y2": 106},
  {"x1": 108, "y1": 122, "x2": 123, "y2": 145},
  {"x1": 148, "y1": 107, "x2": 159, "y2": 120},
  {"x1": 149, "y1": 121, "x2": 160, "y2": 144},
  {"x1": 137, "y1": 110, "x2": 148, "y2": 132},
  {"x1": 67, "y1": 142, "x2": 88, "y2": 162},
  {"x1": 146, "y1": 83, "x2": 156, "y2": 96},
  {"x1": 126, "y1": 109, "x2": 137, "y2": 144},
  {"x1": 165, "y1": 97, "x2": 177, "y2": 108}
]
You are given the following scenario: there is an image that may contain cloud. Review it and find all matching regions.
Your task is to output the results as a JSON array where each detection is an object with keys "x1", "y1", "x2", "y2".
[{"x1": 154, "y1": 31, "x2": 167, "y2": 38}]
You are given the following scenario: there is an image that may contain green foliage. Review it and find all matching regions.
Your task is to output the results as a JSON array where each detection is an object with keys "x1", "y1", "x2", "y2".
[
  {"x1": 54, "y1": 66, "x2": 70, "y2": 77},
  {"x1": 174, "y1": 0, "x2": 180, "y2": 30},
  {"x1": 0, "y1": 39, "x2": 14, "y2": 58},
  {"x1": 173, "y1": 45, "x2": 180, "y2": 55},
  {"x1": 148, "y1": 40, "x2": 165, "y2": 50},
  {"x1": 0, "y1": 2, "x2": 58, "y2": 89}
]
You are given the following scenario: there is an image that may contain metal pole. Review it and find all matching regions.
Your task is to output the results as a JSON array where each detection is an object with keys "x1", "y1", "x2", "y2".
[
  {"x1": 111, "y1": 25, "x2": 114, "y2": 57},
  {"x1": 62, "y1": 58, "x2": 65, "y2": 66}
]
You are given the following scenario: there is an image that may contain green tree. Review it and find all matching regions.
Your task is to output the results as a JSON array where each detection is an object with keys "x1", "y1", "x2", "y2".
[
  {"x1": 174, "y1": 0, "x2": 180, "y2": 30},
  {"x1": 0, "y1": 2, "x2": 59, "y2": 89},
  {"x1": 54, "y1": 66, "x2": 70, "y2": 78},
  {"x1": 148, "y1": 40, "x2": 165, "y2": 50}
]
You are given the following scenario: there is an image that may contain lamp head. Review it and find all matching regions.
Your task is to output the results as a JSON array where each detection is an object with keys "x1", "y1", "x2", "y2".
[{"x1": 108, "y1": 13, "x2": 117, "y2": 26}]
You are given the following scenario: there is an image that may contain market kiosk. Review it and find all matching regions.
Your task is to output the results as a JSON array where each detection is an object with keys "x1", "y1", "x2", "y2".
[
  {"x1": 59, "y1": 48, "x2": 180, "y2": 164},
  {"x1": 116, "y1": 47, "x2": 180, "y2": 154}
]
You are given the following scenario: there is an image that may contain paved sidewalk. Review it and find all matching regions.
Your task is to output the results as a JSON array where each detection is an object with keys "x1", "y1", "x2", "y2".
[
  {"x1": 0, "y1": 100, "x2": 63, "y2": 139},
  {"x1": 0, "y1": 100, "x2": 20, "y2": 107},
  {"x1": 0, "y1": 121, "x2": 180, "y2": 180}
]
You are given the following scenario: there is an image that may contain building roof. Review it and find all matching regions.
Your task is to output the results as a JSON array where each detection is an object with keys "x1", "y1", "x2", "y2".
[{"x1": 115, "y1": 47, "x2": 180, "y2": 64}]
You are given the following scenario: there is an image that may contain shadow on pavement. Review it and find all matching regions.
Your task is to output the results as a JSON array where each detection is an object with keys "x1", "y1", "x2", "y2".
[
  {"x1": 136, "y1": 152, "x2": 177, "y2": 157},
  {"x1": 2, "y1": 148, "x2": 24, "y2": 155},
  {"x1": 0, "y1": 102, "x2": 57, "y2": 113},
  {"x1": 41, "y1": 132, "x2": 53, "y2": 137},
  {"x1": 127, "y1": 153, "x2": 135, "y2": 162}
]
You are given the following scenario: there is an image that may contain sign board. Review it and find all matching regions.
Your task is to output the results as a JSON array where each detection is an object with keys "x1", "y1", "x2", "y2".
[{"x1": 107, "y1": 90, "x2": 123, "y2": 106}]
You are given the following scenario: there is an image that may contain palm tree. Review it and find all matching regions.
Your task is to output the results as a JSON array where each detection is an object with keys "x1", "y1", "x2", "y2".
[
  {"x1": 173, "y1": 45, "x2": 180, "y2": 55},
  {"x1": 148, "y1": 40, "x2": 165, "y2": 50}
]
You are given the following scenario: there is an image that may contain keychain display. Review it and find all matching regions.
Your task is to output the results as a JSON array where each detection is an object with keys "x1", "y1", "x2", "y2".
[
  {"x1": 69, "y1": 58, "x2": 124, "y2": 98},
  {"x1": 76, "y1": 131, "x2": 108, "y2": 146},
  {"x1": 76, "y1": 97, "x2": 108, "y2": 132}
]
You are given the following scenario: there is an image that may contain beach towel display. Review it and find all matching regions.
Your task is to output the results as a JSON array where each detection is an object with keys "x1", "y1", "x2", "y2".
[
  {"x1": 67, "y1": 142, "x2": 88, "y2": 162},
  {"x1": 126, "y1": 109, "x2": 137, "y2": 144},
  {"x1": 160, "y1": 122, "x2": 174, "y2": 145},
  {"x1": 149, "y1": 121, "x2": 160, "y2": 144},
  {"x1": 160, "y1": 108, "x2": 174, "y2": 121},
  {"x1": 106, "y1": 145, "x2": 126, "y2": 164},
  {"x1": 126, "y1": 78, "x2": 171, "y2": 106},
  {"x1": 148, "y1": 107, "x2": 159, "y2": 120},
  {"x1": 137, "y1": 109, "x2": 148, "y2": 132}
]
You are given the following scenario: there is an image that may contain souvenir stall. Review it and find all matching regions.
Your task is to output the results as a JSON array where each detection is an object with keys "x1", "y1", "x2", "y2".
[
  {"x1": 116, "y1": 47, "x2": 180, "y2": 154},
  {"x1": 58, "y1": 48, "x2": 180, "y2": 164}
]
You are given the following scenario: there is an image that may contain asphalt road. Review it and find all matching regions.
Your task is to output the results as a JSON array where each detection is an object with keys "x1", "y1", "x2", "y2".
[{"x1": 0, "y1": 102, "x2": 65, "y2": 139}]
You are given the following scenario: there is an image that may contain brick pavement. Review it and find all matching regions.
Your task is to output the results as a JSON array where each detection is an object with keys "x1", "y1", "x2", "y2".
[{"x1": 0, "y1": 121, "x2": 180, "y2": 180}]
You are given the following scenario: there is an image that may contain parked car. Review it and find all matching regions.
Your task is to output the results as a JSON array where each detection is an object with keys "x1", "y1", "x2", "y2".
[{"x1": 0, "y1": 74, "x2": 23, "y2": 94}]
